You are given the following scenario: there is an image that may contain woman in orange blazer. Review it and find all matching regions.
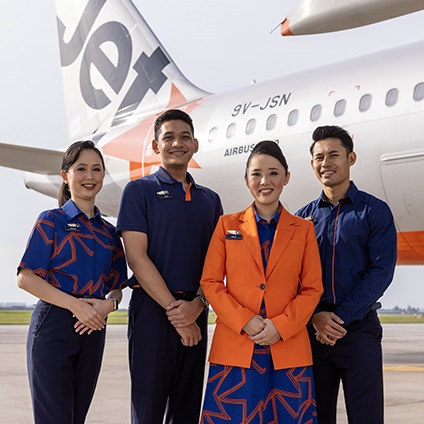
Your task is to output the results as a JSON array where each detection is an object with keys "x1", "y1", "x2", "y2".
[{"x1": 200, "y1": 141, "x2": 323, "y2": 424}]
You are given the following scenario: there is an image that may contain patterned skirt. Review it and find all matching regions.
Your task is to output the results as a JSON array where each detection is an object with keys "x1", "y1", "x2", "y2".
[{"x1": 200, "y1": 345, "x2": 317, "y2": 424}]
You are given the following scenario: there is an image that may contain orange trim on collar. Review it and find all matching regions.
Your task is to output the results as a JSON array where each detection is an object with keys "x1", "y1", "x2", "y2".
[{"x1": 185, "y1": 182, "x2": 192, "y2": 202}]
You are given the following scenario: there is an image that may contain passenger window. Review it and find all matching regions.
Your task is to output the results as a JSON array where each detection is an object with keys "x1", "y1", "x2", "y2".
[
  {"x1": 245, "y1": 118, "x2": 256, "y2": 135},
  {"x1": 359, "y1": 94, "x2": 372, "y2": 112},
  {"x1": 226, "y1": 123, "x2": 236, "y2": 139},
  {"x1": 310, "y1": 105, "x2": 322, "y2": 122},
  {"x1": 413, "y1": 83, "x2": 424, "y2": 101},
  {"x1": 334, "y1": 100, "x2": 346, "y2": 117},
  {"x1": 287, "y1": 109, "x2": 299, "y2": 126},
  {"x1": 208, "y1": 127, "x2": 218, "y2": 143},
  {"x1": 266, "y1": 114, "x2": 277, "y2": 131},
  {"x1": 386, "y1": 89, "x2": 399, "y2": 107}
]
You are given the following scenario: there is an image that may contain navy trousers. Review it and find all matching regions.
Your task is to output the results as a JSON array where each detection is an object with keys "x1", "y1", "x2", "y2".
[
  {"x1": 308, "y1": 310, "x2": 384, "y2": 424},
  {"x1": 128, "y1": 288, "x2": 208, "y2": 424},
  {"x1": 27, "y1": 301, "x2": 106, "y2": 424}
]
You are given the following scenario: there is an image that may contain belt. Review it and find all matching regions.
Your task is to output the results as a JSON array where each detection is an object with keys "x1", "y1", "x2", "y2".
[
  {"x1": 132, "y1": 285, "x2": 196, "y2": 301},
  {"x1": 319, "y1": 301, "x2": 382, "y2": 313},
  {"x1": 72, "y1": 294, "x2": 105, "y2": 300},
  {"x1": 172, "y1": 290, "x2": 197, "y2": 301}
]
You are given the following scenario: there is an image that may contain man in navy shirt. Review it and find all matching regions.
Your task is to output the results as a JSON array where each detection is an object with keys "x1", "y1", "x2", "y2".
[
  {"x1": 296, "y1": 125, "x2": 397, "y2": 424},
  {"x1": 117, "y1": 109, "x2": 223, "y2": 424}
]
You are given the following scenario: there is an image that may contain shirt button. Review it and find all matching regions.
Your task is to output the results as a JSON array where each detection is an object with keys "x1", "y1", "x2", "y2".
[{"x1": 259, "y1": 283, "x2": 266, "y2": 290}]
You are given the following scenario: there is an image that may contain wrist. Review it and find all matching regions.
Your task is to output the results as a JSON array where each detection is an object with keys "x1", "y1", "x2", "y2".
[
  {"x1": 106, "y1": 296, "x2": 119, "y2": 312},
  {"x1": 195, "y1": 294, "x2": 209, "y2": 309},
  {"x1": 71, "y1": 298, "x2": 80, "y2": 317}
]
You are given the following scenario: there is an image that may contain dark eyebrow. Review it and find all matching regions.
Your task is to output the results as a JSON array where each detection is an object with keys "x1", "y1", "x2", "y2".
[
  {"x1": 76, "y1": 162, "x2": 102, "y2": 167},
  {"x1": 250, "y1": 167, "x2": 281, "y2": 172},
  {"x1": 314, "y1": 149, "x2": 339, "y2": 157},
  {"x1": 162, "y1": 130, "x2": 192, "y2": 136}
]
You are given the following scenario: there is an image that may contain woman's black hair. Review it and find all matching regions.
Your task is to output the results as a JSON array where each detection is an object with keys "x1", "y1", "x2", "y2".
[{"x1": 245, "y1": 140, "x2": 289, "y2": 177}]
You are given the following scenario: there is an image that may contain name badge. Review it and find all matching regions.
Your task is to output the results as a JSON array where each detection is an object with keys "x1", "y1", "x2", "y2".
[
  {"x1": 305, "y1": 215, "x2": 317, "y2": 223},
  {"x1": 226, "y1": 230, "x2": 242, "y2": 240},
  {"x1": 65, "y1": 223, "x2": 81, "y2": 232},
  {"x1": 156, "y1": 190, "x2": 173, "y2": 200}
]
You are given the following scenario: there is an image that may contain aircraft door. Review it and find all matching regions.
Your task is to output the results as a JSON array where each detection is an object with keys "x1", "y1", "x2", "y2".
[{"x1": 380, "y1": 149, "x2": 424, "y2": 263}]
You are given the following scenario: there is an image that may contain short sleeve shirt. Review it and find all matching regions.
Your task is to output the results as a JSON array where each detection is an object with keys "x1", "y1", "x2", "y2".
[
  {"x1": 19, "y1": 200, "x2": 127, "y2": 298},
  {"x1": 117, "y1": 167, "x2": 223, "y2": 292}
]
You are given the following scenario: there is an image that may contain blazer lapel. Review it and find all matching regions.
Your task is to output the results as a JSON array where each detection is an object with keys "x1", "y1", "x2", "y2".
[
  {"x1": 239, "y1": 206, "x2": 264, "y2": 275},
  {"x1": 265, "y1": 207, "x2": 297, "y2": 278}
]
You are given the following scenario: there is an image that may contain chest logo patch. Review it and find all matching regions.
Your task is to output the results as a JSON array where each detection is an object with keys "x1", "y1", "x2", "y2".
[
  {"x1": 156, "y1": 190, "x2": 173, "y2": 200},
  {"x1": 65, "y1": 223, "x2": 81, "y2": 232}
]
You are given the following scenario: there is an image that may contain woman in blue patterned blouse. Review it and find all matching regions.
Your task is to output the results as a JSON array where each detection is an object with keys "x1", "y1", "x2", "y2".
[{"x1": 17, "y1": 140, "x2": 127, "y2": 424}]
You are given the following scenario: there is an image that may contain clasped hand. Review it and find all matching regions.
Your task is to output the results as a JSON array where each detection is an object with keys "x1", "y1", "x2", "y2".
[
  {"x1": 243, "y1": 315, "x2": 281, "y2": 346},
  {"x1": 166, "y1": 299, "x2": 203, "y2": 347},
  {"x1": 73, "y1": 298, "x2": 110, "y2": 335},
  {"x1": 312, "y1": 311, "x2": 347, "y2": 346}
]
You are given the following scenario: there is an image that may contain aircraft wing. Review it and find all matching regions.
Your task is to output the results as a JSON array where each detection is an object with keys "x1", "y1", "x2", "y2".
[{"x1": 0, "y1": 142, "x2": 63, "y2": 175}]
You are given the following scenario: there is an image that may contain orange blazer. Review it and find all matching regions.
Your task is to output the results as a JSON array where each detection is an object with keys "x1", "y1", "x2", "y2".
[{"x1": 201, "y1": 205, "x2": 323, "y2": 370}]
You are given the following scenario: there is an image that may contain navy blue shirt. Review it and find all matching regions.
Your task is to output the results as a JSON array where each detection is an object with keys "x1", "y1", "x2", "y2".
[
  {"x1": 296, "y1": 182, "x2": 397, "y2": 326},
  {"x1": 117, "y1": 167, "x2": 223, "y2": 292},
  {"x1": 19, "y1": 200, "x2": 127, "y2": 298}
]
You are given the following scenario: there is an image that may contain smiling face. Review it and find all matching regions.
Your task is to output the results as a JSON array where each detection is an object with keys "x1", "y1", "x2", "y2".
[
  {"x1": 245, "y1": 153, "x2": 290, "y2": 218},
  {"x1": 311, "y1": 137, "x2": 356, "y2": 198},
  {"x1": 152, "y1": 119, "x2": 198, "y2": 173},
  {"x1": 60, "y1": 149, "x2": 105, "y2": 206}
]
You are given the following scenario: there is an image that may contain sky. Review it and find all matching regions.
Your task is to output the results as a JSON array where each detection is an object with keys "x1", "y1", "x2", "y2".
[{"x1": 0, "y1": 0, "x2": 423, "y2": 309}]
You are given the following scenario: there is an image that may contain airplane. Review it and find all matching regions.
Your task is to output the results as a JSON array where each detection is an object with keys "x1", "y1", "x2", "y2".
[
  {"x1": 281, "y1": 0, "x2": 424, "y2": 36},
  {"x1": 0, "y1": 0, "x2": 423, "y2": 266}
]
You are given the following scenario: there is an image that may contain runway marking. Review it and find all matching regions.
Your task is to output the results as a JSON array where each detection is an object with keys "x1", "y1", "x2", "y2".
[{"x1": 384, "y1": 366, "x2": 424, "y2": 372}]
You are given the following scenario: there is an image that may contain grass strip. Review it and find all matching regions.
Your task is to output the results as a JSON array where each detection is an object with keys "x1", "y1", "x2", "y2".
[{"x1": 1, "y1": 310, "x2": 423, "y2": 325}]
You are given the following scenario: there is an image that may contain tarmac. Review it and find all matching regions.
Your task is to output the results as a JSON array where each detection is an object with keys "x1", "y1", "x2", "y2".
[{"x1": 0, "y1": 323, "x2": 423, "y2": 423}]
